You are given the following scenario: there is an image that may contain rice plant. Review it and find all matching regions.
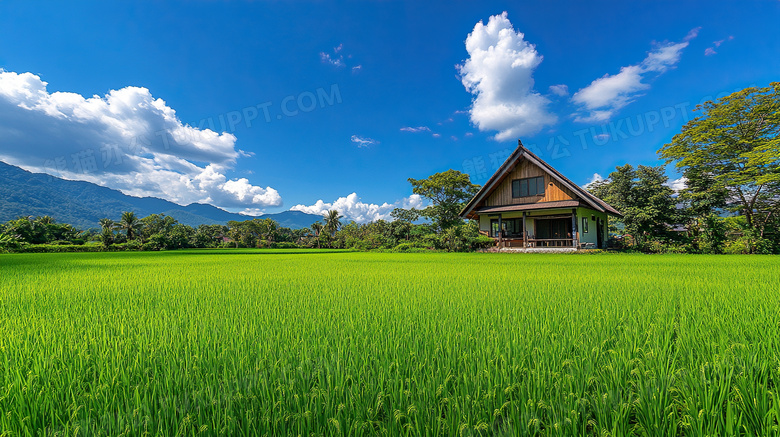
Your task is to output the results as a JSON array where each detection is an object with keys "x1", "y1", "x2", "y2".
[{"x1": 0, "y1": 250, "x2": 778, "y2": 436}]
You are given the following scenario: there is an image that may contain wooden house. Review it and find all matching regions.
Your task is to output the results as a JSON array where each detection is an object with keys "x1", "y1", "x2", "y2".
[{"x1": 459, "y1": 141, "x2": 621, "y2": 250}]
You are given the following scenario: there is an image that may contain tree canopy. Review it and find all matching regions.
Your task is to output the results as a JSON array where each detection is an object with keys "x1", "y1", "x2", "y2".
[
  {"x1": 407, "y1": 169, "x2": 480, "y2": 231},
  {"x1": 588, "y1": 164, "x2": 676, "y2": 246},
  {"x1": 659, "y1": 83, "x2": 780, "y2": 232}
]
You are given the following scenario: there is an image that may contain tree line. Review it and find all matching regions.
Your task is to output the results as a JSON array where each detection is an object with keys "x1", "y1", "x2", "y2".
[
  {"x1": 0, "y1": 169, "x2": 492, "y2": 253},
  {"x1": 1, "y1": 83, "x2": 777, "y2": 254}
]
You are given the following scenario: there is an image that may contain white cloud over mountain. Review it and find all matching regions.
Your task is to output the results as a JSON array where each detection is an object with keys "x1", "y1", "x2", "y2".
[
  {"x1": 571, "y1": 29, "x2": 699, "y2": 123},
  {"x1": 458, "y1": 12, "x2": 557, "y2": 141},
  {"x1": 0, "y1": 69, "x2": 281, "y2": 210},
  {"x1": 291, "y1": 193, "x2": 425, "y2": 224}
]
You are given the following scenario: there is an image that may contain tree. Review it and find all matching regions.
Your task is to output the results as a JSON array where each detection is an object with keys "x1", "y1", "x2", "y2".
[
  {"x1": 227, "y1": 220, "x2": 256, "y2": 248},
  {"x1": 99, "y1": 218, "x2": 115, "y2": 232},
  {"x1": 407, "y1": 170, "x2": 480, "y2": 231},
  {"x1": 140, "y1": 214, "x2": 176, "y2": 243},
  {"x1": 254, "y1": 218, "x2": 279, "y2": 246},
  {"x1": 192, "y1": 224, "x2": 227, "y2": 248},
  {"x1": 0, "y1": 231, "x2": 21, "y2": 251},
  {"x1": 310, "y1": 222, "x2": 323, "y2": 249},
  {"x1": 36, "y1": 216, "x2": 55, "y2": 226},
  {"x1": 5, "y1": 217, "x2": 47, "y2": 244},
  {"x1": 588, "y1": 164, "x2": 676, "y2": 247},
  {"x1": 168, "y1": 224, "x2": 195, "y2": 249},
  {"x1": 659, "y1": 83, "x2": 780, "y2": 239},
  {"x1": 324, "y1": 210, "x2": 342, "y2": 237},
  {"x1": 390, "y1": 207, "x2": 420, "y2": 224},
  {"x1": 99, "y1": 227, "x2": 114, "y2": 249},
  {"x1": 117, "y1": 211, "x2": 143, "y2": 241}
]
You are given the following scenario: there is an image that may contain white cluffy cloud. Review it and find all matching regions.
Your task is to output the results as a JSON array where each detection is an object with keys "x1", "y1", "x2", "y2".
[
  {"x1": 0, "y1": 69, "x2": 281, "y2": 209},
  {"x1": 458, "y1": 12, "x2": 557, "y2": 141},
  {"x1": 583, "y1": 173, "x2": 605, "y2": 189},
  {"x1": 665, "y1": 177, "x2": 688, "y2": 193},
  {"x1": 291, "y1": 193, "x2": 425, "y2": 224},
  {"x1": 572, "y1": 28, "x2": 700, "y2": 123}
]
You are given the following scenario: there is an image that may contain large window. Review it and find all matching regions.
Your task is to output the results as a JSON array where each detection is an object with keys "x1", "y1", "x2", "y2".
[
  {"x1": 489, "y1": 218, "x2": 525, "y2": 238},
  {"x1": 512, "y1": 176, "x2": 545, "y2": 198}
]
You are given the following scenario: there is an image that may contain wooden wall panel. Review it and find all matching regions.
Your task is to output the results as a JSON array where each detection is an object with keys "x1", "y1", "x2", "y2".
[{"x1": 482, "y1": 159, "x2": 576, "y2": 207}]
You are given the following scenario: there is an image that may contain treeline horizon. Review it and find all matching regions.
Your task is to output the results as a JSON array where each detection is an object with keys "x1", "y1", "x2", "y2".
[{"x1": 1, "y1": 83, "x2": 778, "y2": 255}]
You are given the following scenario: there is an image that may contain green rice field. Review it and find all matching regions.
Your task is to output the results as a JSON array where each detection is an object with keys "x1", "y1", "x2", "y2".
[{"x1": 0, "y1": 250, "x2": 778, "y2": 436}]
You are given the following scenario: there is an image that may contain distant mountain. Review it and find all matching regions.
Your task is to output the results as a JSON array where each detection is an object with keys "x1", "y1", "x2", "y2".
[{"x1": 0, "y1": 161, "x2": 323, "y2": 229}]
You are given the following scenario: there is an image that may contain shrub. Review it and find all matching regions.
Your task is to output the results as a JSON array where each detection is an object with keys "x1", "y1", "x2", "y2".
[
  {"x1": 392, "y1": 242, "x2": 429, "y2": 252},
  {"x1": 142, "y1": 242, "x2": 162, "y2": 251},
  {"x1": 14, "y1": 244, "x2": 105, "y2": 253},
  {"x1": 724, "y1": 236, "x2": 774, "y2": 255},
  {"x1": 125, "y1": 240, "x2": 142, "y2": 251},
  {"x1": 270, "y1": 242, "x2": 299, "y2": 249}
]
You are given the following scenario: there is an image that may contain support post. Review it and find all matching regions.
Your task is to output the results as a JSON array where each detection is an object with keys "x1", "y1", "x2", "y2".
[
  {"x1": 497, "y1": 215, "x2": 503, "y2": 248},
  {"x1": 522, "y1": 212, "x2": 527, "y2": 248},
  {"x1": 571, "y1": 208, "x2": 578, "y2": 249}
]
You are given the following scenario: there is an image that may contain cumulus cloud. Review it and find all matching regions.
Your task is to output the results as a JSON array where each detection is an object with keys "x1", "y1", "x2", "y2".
[
  {"x1": 549, "y1": 84, "x2": 569, "y2": 96},
  {"x1": 583, "y1": 173, "x2": 605, "y2": 189},
  {"x1": 572, "y1": 29, "x2": 699, "y2": 122},
  {"x1": 351, "y1": 135, "x2": 378, "y2": 148},
  {"x1": 400, "y1": 126, "x2": 431, "y2": 133},
  {"x1": 0, "y1": 69, "x2": 281, "y2": 209},
  {"x1": 290, "y1": 193, "x2": 426, "y2": 224},
  {"x1": 458, "y1": 12, "x2": 557, "y2": 141},
  {"x1": 665, "y1": 177, "x2": 688, "y2": 193}
]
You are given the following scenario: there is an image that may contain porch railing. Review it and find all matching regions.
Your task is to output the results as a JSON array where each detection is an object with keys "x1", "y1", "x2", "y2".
[{"x1": 493, "y1": 236, "x2": 577, "y2": 248}]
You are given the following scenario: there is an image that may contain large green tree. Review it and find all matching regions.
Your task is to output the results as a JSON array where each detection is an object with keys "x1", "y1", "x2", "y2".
[
  {"x1": 407, "y1": 169, "x2": 480, "y2": 231},
  {"x1": 588, "y1": 164, "x2": 676, "y2": 246},
  {"x1": 659, "y1": 83, "x2": 780, "y2": 236}
]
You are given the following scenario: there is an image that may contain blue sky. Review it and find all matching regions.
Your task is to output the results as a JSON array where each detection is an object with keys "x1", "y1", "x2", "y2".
[{"x1": 1, "y1": 1, "x2": 778, "y2": 222}]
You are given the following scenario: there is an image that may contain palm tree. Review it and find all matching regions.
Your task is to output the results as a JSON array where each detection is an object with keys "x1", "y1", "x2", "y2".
[
  {"x1": 117, "y1": 212, "x2": 143, "y2": 241},
  {"x1": 0, "y1": 232, "x2": 21, "y2": 251},
  {"x1": 310, "y1": 222, "x2": 323, "y2": 249},
  {"x1": 99, "y1": 218, "x2": 115, "y2": 232},
  {"x1": 36, "y1": 216, "x2": 55, "y2": 225},
  {"x1": 324, "y1": 210, "x2": 342, "y2": 237}
]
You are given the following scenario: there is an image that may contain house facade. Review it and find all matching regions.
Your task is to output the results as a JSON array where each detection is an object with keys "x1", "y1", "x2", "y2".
[{"x1": 460, "y1": 141, "x2": 621, "y2": 250}]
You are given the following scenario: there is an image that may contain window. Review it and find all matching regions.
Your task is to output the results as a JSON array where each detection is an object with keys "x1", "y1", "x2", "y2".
[
  {"x1": 512, "y1": 176, "x2": 545, "y2": 198},
  {"x1": 582, "y1": 217, "x2": 589, "y2": 233},
  {"x1": 490, "y1": 218, "x2": 525, "y2": 238}
]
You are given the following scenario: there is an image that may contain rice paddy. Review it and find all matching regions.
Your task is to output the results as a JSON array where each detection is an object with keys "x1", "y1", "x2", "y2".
[{"x1": 0, "y1": 250, "x2": 778, "y2": 436}]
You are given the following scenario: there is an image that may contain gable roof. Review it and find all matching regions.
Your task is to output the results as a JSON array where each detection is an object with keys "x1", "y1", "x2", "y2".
[{"x1": 460, "y1": 140, "x2": 622, "y2": 218}]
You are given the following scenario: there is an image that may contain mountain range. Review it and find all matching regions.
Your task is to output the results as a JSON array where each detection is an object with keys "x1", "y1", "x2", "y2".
[{"x1": 0, "y1": 161, "x2": 323, "y2": 229}]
